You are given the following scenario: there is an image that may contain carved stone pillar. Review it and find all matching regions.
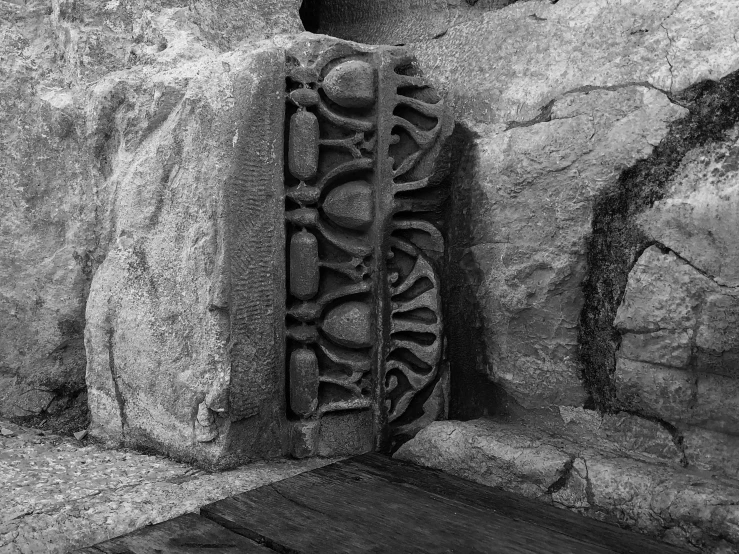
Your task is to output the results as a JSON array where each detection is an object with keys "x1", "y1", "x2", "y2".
[{"x1": 282, "y1": 37, "x2": 453, "y2": 456}]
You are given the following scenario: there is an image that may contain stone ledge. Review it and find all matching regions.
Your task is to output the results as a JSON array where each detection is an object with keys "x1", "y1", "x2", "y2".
[{"x1": 394, "y1": 419, "x2": 739, "y2": 553}]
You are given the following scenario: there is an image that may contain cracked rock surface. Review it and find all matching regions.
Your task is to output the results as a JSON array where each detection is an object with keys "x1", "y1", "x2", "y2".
[
  {"x1": 0, "y1": 419, "x2": 335, "y2": 554},
  {"x1": 410, "y1": 0, "x2": 739, "y2": 413},
  {"x1": 395, "y1": 418, "x2": 739, "y2": 553},
  {"x1": 310, "y1": 0, "x2": 524, "y2": 45}
]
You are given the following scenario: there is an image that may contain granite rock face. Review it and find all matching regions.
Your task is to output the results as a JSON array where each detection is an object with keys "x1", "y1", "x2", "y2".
[{"x1": 408, "y1": 0, "x2": 739, "y2": 412}]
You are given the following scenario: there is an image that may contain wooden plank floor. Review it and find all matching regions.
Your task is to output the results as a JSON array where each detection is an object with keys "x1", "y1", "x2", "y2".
[{"x1": 79, "y1": 453, "x2": 689, "y2": 554}]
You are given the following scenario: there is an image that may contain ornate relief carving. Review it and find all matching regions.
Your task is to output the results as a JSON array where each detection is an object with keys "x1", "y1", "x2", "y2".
[
  {"x1": 380, "y1": 50, "x2": 452, "y2": 441},
  {"x1": 284, "y1": 39, "x2": 452, "y2": 453}
]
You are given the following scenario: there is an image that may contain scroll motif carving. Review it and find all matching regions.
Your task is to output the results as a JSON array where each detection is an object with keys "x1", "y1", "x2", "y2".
[
  {"x1": 284, "y1": 39, "x2": 452, "y2": 453},
  {"x1": 380, "y1": 49, "x2": 452, "y2": 441}
]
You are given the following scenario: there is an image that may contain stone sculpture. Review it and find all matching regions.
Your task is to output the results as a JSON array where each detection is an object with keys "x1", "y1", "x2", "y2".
[
  {"x1": 283, "y1": 37, "x2": 453, "y2": 455},
  {"x1": 83, "y1": 36, "x2": 452, "y2": 466}
]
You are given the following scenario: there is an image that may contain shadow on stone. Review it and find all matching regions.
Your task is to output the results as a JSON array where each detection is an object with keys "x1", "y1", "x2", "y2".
[{"x1": 444, "y1": 123, "x2": 513, "y2": 422}]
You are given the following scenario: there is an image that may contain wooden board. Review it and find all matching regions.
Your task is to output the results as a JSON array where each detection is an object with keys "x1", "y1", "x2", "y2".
[
  {"x1": 78, "y1": 512, "x2": 273, "y2": 554},
  {"x1": 201, "y1": 453, "x2": 689, "y2": 554}
]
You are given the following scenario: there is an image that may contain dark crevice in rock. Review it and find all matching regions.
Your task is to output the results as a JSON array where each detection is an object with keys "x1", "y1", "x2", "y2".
[
  {"x1": 581, "y1": 458, "x2": 596, "y2": 506},
  {"x1": 90, "y1": 82, "x2": 126, "y2": 177},
  {"x1": 561, "y1": 81, "x2": 680, "y2": 104},
  {"x1": 504, "y1": 99, "x2": 554, "y2": 130},
  {"x1": 506, "y1": 81, "x2": 686, "y2": 132},
  {"x1": 653, "y1": 241, "x2": 739, "y2": 290},
  {"x1": 106, "y1": 326, "x2": 127, "y2": 439},
  {"x1": 445, "y1": 123, "x2": 513, "y2": 420},
  {"x1": 546, "y1": 455, "x2": 575, "y2": 495},
  {"x1": 578, "y1": 68, "x2": 739, "y2": 412}
]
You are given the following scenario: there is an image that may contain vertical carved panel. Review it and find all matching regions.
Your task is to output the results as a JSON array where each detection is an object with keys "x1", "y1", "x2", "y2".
[
  {"x1": 283, "y1": 39, "x2": 451, "y2": 456},
  {"x1": 378, "y1": 50, "x2": 453, "y2": 444}
]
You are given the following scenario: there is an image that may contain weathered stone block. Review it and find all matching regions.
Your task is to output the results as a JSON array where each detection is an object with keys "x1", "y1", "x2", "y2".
[
  {"x1": 394, "y1": 419, "x2": 739, "y2": 551},
  {"x1": 441, "y1": 85, "x2": 687, "y2": 409},
  {"x1": 85, "y1": 47, "x2": 288, "y2": 468},
  {"x1": 600, "y1": 412, "x2": 682, "y2": 462},
  {"x1": 395, "y1": 419, "x2": 573, "y2": 499},
  {"x1": 618, "y1": 330, "x2": 692, "y2": 369},
  {"x1": 613, "y1": 361, "x2": 739, "y2": 437},
  {"x1": 683, "y1": 426, "x2": 739, "y2": 477},
  {"x1": 692, "y1": 373, "x2": 739, "y2": 435},
  {"x1": 614, "y1": 242, "x2": 739, "y2": 445},
  {"x1": 315, "y1": 411, "x2": 375, "y2": 458}
]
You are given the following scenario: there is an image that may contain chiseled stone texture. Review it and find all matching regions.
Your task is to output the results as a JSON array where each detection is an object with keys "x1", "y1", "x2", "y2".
[
  {"x1": 0, "y1": 419, "x2": 336, "y2": 554},
  {"x1": 0, "y1": 0, "x2": 302, "y2": 421},
  {"x1": 395, "y1": 419, "x2": 739, "y2": 553},
  {"x1": 408, "y1": 0, "x2": 739, "y2": 409}
]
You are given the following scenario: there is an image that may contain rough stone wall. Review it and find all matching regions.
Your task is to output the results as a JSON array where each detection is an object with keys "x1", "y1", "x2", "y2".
[
  {"x1": 408, "y1": 0, "x2": 739, "y2": 407},
  {"x1": 611, "y1": 124, "x2": 739, "y2": 476},
  {"x1": 3, "y1": 0, "x2": 739, "y2": 488},
  {"x1": 0, "y1": 0, "x2": 301, "y2": 437}
]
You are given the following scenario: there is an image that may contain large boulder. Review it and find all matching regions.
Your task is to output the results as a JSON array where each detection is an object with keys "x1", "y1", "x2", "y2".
[{"x1": 408, "y1": 0, "x2": 739, "y2": 410}]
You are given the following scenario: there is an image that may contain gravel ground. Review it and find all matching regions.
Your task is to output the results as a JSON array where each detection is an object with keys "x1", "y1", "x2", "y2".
[{"x1": 0, "y1": 419, "x2": 337, "y2": 554}]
